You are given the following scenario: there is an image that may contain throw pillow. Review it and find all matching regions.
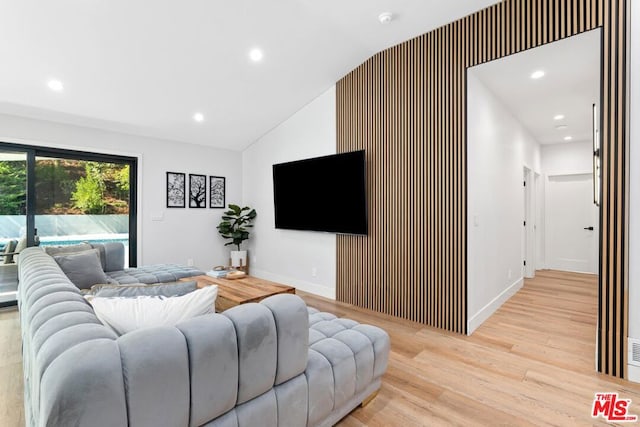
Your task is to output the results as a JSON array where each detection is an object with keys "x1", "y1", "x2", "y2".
[
  {"x1": 89, "y1": 285, "x2": 218, "y2": 335},
  {"x1": 89, "y1": 243, "x2": 107, "y2": 270},
  {"x1": 44, "y1": 243, "x2": 93, "y2": 257},
  {"x1": 53, "y1": 249, "x2": 110, "y2": 290},
  {"x1": 90, "y1": 281, "x2": 198, "y2": 298}
]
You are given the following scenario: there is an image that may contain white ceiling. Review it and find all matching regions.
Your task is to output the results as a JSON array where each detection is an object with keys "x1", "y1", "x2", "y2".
[
  {"x1": 470, "y1": 29, "x2": 601, "y2": 145},
  {"x1": 0, "y1": 0, "x2": 499, "y2": 151}
]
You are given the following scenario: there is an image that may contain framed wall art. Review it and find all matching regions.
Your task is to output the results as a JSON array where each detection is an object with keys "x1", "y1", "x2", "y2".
[
  {"x1": 210, "y1": 176, "x2": 225, "y2": 208},
  {"x1": 166, "y1": 172, "x2": 185, "y2": 208},
  {"x1": 189, "y1": 174, "x2": 207, "y2": 208}
]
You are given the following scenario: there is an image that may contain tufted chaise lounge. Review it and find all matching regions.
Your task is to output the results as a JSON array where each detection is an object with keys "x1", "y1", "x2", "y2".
[
  {"x1": 19, "y1": 247, "x2": 390, "y2": 427},
  {"x1": 105, "y1": 264, "x2": 205, "y2": 284},
  {"x1": 66, "y1": 241, "x2": 205, "y2": 284}
]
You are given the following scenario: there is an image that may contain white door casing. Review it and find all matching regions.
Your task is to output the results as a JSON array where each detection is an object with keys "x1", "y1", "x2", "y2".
[
  {"x1": 523, "y1": 167, "x2": 536, "y2": 278},
  {"x1": 534, "y1": 172, "x2": 544, "y2": 270}
]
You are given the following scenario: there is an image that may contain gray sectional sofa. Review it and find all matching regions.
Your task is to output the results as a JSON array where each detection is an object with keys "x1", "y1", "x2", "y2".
[
  {"x1": 42, "y1": 241, "x2": 204, "y2": 286},
  {"x1": 18, "y1": 246, "x2": 390, "y2": 427}
]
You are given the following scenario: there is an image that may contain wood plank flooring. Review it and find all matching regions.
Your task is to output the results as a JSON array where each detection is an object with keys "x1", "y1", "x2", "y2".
[
  {"x1": 300, "y1": 270, "x2": 640, "y2": 426},
  {"x1": 0, "y1": 306, "x2": 24, "y2": 427},
  {"x1": 0, "y1": 264, "x2": 18, "y2": 305},
  {"x1": 1, "y1": 270, "x2": 640, "y2": 426}
]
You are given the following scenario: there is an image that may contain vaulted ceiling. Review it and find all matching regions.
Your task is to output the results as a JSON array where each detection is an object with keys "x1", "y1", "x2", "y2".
[{"x1": 0, "y1": 0, "x2": 500, "y2": 150}]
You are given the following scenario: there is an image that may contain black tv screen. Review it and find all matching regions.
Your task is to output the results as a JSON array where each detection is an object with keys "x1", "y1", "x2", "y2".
[{"x1": 273, "y1": 150, "x2": 367, "y2": 235}]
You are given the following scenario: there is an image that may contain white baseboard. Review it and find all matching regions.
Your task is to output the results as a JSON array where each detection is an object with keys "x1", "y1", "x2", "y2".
[
  {"x1": 467, "y1": 277, "x2": 524, "y2": 335},
  {"x1": 250, "y1": 268, "x2": 336, "y2": 300},
  {"x1": 628, "y1": 365, "x2": 640, "y2": 384}
]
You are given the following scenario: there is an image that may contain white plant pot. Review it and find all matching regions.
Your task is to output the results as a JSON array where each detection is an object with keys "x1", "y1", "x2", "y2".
[{"x1": 230, "y1": 250, "x2": 247, "y2": 267}]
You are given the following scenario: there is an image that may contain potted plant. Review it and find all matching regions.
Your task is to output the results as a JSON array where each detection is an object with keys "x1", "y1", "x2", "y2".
[{"x1": 216, "y1": 204, "x2": 257, "y2": 268}]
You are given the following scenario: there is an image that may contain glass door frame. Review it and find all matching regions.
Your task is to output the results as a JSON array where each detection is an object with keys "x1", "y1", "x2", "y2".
[
  {"x1": 0, "y1": 145, "x2": 30, "y2": 307},
  {"x1": 0, "y1": 141, "x2": 138, "y2": 267}
]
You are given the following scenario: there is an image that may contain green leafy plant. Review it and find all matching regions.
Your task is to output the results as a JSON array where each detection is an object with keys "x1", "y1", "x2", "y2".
[
  {"x1": 0, "y1": 161, "x2": 26, "y2": 215},
  {"x1": 71, "y1": 164, "x2": 105, "y2": 213},
  {"x1": 217, "y1": 204, "x2": 257, "y2": 251},
  {"x1": 115, "y1": 165, "x2": 130, "y2": 193}
]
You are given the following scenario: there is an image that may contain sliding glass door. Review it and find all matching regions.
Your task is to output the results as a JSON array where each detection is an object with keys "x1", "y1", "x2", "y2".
[
  {"x1": 0, "y1": 142, "x2": 137, "y2": 306},
  {"x1": 34, "y1": 156, "x2": 133, "y2": 267},
  {"x1": 0, "y1": 149, "x2": 27, "y2": 306}
]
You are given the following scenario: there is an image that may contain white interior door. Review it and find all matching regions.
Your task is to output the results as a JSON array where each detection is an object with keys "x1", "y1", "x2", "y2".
[{"x1": 546, "y1": 173, "x2": 599, "y2": 274}]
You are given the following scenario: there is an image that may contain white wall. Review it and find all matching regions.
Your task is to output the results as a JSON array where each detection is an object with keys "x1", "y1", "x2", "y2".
[
  {"x1": 542, "y1": 140, "x2": 593, "y2": 176},
  {"x1": 467, "y1": 72, "x2": 542, "y2": 334},
  {"x1": 0, "y1": 113, "x2": 242, "y2": 270},
  {"x1": 628, "y1": 0, "x2": 640, "y2": 382},
  {"x1": 242, "y1": 87, "x2": 336, "y2": 299}
]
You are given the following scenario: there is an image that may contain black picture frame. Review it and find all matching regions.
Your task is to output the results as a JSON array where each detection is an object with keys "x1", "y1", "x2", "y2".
[
  {"x1": 189, "y1": 174, "x2": 207, "y2": 208},
  {"x1": 210, "y1": 176, "x2": 225, "y2": 208},
  {"x1": 166, "y1": 172, "x2": 185, "y2": 208}
]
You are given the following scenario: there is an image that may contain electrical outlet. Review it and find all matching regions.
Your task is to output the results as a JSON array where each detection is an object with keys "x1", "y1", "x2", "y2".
[
  {"x1": 508, "y1": 269, "x2": 512, "y2": 279},
  {"x1": 187, "y1": 258, "x2": 194, "y2": 267},
  {"x1": 311, "y1": 267, "x2": 317, "y2": 277}
]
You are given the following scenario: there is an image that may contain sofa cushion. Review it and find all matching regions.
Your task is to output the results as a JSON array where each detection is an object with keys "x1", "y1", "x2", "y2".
[
  {"x1": 53, "y1": 249, "x2": 110, "y2": 290},
  {"x1": 90, "y1": 280, "x2": 198, "y2": 298},
  {"x1": 305, "y1": 349, "x2": 335, "y2": 426},
  {"x1": 274, "y1": 375, "x2": 308, "y2": 427},
  {"x1": 236, "y1": 389, "x2": 277, "y2": 427},
  {"x1": 176, "y1": 314, "x2": 239, "y2": 425},
  {"x1": 39, "y1": 339, "x2": 128, "y2": 427},
  {"x1": 223, "y1": 303, "x2": 277, "y2": 405},
  {"x1": 91, "y1": 242, "x2": 125, "y2": 272},
  {"x1": 117, "y1": 328, "x2": 190, "y2": 427},
  {"x1": 89, "y1": 285, "x2": 218, "y2": 335},
  {"x1": 89, "y1": 243, "x2": 107, "y2": 270},
  {"x1": 44, "y1": 243, "x2": 93, "y2": 256},
  {"x1": 260, "y1": 294, "x2": 309, "y2": 385},
  {"x1": 106, "y1": 264, "x2": 205, "y2": 285}
]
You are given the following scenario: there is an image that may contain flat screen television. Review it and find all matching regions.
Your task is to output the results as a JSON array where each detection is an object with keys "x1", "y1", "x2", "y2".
[{"x1": 272, "y1": 150, "x2": 367, "y2": 235}]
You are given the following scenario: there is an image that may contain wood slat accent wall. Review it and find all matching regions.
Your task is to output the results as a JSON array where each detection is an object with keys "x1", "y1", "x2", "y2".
[{"x1": 336, "y1": 0, "x2": 629, "y2": 377}]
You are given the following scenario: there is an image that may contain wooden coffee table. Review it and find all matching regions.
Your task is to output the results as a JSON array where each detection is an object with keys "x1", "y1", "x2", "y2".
[{"x1": 180, "y1": 275, "x2": 296, "y2": 312}]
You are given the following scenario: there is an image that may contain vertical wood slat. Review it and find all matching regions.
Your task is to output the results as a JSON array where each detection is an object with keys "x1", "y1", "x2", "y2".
[{"x1": 336, "y1": 0, "x2": 628, "y2": 378}]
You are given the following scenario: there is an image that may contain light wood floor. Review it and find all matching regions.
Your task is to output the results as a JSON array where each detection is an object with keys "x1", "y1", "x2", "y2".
[
  {"x1": 301, "y1": 270, "x2": 640, "y2": 426},
  {"x1": 0, "y1": 264, "x2": 18, "y2": 305},
  {"x1": 0, "y1": 305, "x2": 24, "y2": 426},
  {"x1": 2, "y1": 270, "x2": 640, "y2": 426}
]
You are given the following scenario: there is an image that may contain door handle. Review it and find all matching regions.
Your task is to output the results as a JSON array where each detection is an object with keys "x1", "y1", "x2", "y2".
[{"x1": 584, "y1": 226, "x2": 594, "y2": 230}]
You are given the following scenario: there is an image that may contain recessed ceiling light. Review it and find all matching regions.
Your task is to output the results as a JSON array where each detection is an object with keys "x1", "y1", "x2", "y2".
[
  {"x1": 47, "y1": 79, "x2": 64, "y2": 92},
  {"x1": 555, "y1": 125, "x2": 568, "y2": 130},
  {"x1": 193, "y1": 112, "x2": 204, "y2": 122},
  {"x1": 249, "y1": 48, "x2": 263, "y2": 62},
  {"x1": 530, "y1": 70, "x2": 545, "y2": 79},
  {"x1": 553, "y1": 114, "x2": 565, "y2": 120},
  {"x1": 564, "y1": 136, "x2": 573, "y2": 141},
  {"x1": 378, "y1": 12, "x2": 393, "y2": 24}
]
